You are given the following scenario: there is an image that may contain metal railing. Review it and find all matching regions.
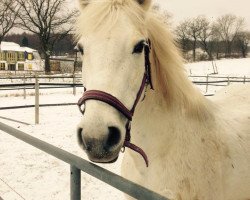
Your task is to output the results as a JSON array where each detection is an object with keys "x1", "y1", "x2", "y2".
[
  {"x1": 0, "y1": 121, "x2": 168, "y2": 200},
  {"x1": 1, "y1": 75, "x2": 249, "y2": 92}
]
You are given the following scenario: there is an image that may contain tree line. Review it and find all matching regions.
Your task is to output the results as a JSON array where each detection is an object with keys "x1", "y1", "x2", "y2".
[
  {"x1": 175, "y1": 15, "x2": 250, "y2": 62},
  {"x1": 1, "y1": 0, "x2": 250, "y2": 73}
]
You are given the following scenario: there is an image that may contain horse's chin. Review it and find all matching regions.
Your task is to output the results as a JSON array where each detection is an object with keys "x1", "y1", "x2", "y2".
[{"x1": 88, "y1": 156, "x2": 119, "y2": 164}]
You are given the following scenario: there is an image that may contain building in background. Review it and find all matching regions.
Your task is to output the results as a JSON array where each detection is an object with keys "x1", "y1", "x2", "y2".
[{"x1": 0, "y1": 42, "x2": 43, "y2": 71}]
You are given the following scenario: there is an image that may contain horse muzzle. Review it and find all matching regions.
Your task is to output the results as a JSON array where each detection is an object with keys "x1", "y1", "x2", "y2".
[{"x1": 77, "y1": 127, "x2": 122, "y2": 164}]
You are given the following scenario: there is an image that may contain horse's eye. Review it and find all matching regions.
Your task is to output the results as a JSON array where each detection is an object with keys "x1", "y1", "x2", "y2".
[
  {"x1": 133, "y1": 40, "x2": 145, "y2": 54},
  {"x1": 77, "y1": 44, "x2": 84, "y2": 55}
]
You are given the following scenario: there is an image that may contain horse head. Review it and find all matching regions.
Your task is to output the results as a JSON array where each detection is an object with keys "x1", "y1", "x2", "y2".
[{"x1": 76, "y1": 0, "x2": 152, "y2": 164}]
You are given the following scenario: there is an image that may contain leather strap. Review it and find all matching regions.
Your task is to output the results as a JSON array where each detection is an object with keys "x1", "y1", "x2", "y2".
[{"x1": 78, "y1": 90, "x2": 133, "y2": 120}]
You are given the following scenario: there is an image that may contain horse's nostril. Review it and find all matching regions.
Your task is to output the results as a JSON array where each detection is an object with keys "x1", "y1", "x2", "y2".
[
  {"x1": 106, "y1": 126, "x2": 121, "y2": 149},
  {"x1": 77, "y1": 128, "x2": 83, "y2": 143},
  {"x1": 77, "y1": 127, "x2": 87, "y2": 149}
]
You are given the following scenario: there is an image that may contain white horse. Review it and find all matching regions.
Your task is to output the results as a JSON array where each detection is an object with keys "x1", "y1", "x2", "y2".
[{"x1": 76, "y1": 0, "x2": 250, "y2": 199}]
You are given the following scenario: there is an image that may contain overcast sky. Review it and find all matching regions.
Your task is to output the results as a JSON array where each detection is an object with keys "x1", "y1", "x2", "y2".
[{"x1": 155, "y1": 0, "x2": 250, "y2": 28}]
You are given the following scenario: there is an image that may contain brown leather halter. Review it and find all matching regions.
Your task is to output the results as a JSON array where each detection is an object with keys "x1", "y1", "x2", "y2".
[{"x1": 77, "y1": 41, "x2": 153, "y2": 167}]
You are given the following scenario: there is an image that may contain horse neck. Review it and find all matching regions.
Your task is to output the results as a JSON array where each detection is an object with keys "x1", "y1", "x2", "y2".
[
  {"x1": 130, "y1": 14, "x2": 216, "y2": 157},
  {"x1": 132, "y1": 85, "x2": 215, "y2": 154}
]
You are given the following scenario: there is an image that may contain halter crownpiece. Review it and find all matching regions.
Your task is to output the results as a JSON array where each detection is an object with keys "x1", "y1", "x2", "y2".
[{"x1": 77, "y1": 40, "x2": 153, "y2": 167}]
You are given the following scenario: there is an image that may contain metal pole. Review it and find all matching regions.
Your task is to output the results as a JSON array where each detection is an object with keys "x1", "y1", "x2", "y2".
[
  {"x1": 23, "y1": 74, "x2": 26, "y2": 99},
  {"x1": 35, "y1": 74, "x2": 39, "y2": 124},
  {"x1": 73, "y1": 74, "x2": 76, "y2": 96},
  {"x1": 70, "y1": 165, "x2": 81, "y2": 200},
  {"x1": 206, "y1": 74, "x2": 209, "y2": 93}
]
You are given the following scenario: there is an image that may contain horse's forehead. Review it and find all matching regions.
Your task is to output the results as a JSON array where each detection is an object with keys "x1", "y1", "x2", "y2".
[{"x1": 85, "y1": 23, "x2": 142, "y2": 46}]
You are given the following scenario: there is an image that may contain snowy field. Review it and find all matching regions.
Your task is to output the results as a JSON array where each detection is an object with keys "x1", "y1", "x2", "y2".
[
  {"x1": 0, "y1": 58, "x2": 250, "y2": 200},
  {"x1": 186, "y1": 58, "x2": 250, "y2": 76},
  {"x1": 0, "y1": 93, "x2": 124, "y2": 200}
]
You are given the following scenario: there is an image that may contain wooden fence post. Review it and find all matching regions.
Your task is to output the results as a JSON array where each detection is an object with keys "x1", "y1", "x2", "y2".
[
  {"x1": 227, "y1": 76, "x2": 230, "y2": 86},
  {"x1": 73, "y1": 74, "x2": 76, "y2": 96},
  {"x1": 35, "y1": 74, "x2": 39, "y2": 124},
  {"x1": 23, "y1": 74, "x2": 26, "y2": 99},
  {"x1": 206, "y1": 74, "x2": 209, "y2": 93}
]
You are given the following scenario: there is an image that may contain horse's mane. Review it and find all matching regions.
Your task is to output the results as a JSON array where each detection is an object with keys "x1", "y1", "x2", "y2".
[
  {"x1": 76, "y1": 0, "x2": 214, "y2": 121},
  {"x1": 146, "y1": 16, "x2": 214, "y2": 121}
]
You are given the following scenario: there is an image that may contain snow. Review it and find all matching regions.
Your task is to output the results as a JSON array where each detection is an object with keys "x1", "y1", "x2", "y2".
[
  {"x1": 0, "y1": 42, "x2": 37, "y2": 53},
  {"x1": 0, "y1": 96, "x2": 124, "y2": 200},
  {"x1": 186, "y1": 58, "x2": 250, "y2": 76},
  {"x1": 0, "y1": 58, "x2": 250, "y2": 200}
]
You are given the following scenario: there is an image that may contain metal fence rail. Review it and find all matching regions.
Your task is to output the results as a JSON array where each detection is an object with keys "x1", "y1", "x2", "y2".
[
  {"x1": 0, "y1": 121, "x2": 168, "y2": 200},
  {"x1": 0, "y1": 103, "x2": 77, "y2": 110},
  {"x1": 0, "y1": 76, "x2": 81, "y2": 80},
  {"x1": 0, "y1": 83, "x2": 83, "y2": 87}
]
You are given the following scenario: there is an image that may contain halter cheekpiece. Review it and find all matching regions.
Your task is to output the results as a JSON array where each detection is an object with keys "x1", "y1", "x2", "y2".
[{"x1": 77, "y1": 40, "x2": 153, "y2": 167}]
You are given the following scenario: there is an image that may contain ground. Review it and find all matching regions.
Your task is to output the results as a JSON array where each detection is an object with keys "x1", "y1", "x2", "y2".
[
  {"x1": 0, "y1": 58, "x2": 249, "y2": 200},
  {"x1": 0, "y1": 95, "x2": 125, "y2": 200}
]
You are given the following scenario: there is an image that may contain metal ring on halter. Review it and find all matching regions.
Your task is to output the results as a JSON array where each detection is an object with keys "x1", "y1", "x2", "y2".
[
  {"x1": 121, "y1": 147, "x2": 125, "y2": 153},
  {"x1": 78, "y1": 103, "x2": 86, "y2": 115}
]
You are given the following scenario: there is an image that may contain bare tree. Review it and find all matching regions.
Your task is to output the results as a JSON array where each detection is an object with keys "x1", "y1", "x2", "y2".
[
  {"x1": 16, "y1": 0, "x2": 78, "y2": 73},
  {"x1": 176, "y1": 17, "x2": 207, "y2": 62},
  {"x1": 235, "y1": 31, "x2": 250, "y2": 58},
  {"x1": 197, "y1": 16, "x2": 214, "y2": 60},
  {"x1": 0, "y1": 0, "x2": 19, "y2": 43},
  {"x1": 175, "y1": 20, "x2": 190, "y2": 55},
  {"x1": 213, "y1": 14, "x2": 245, "y2": 57},
  {"x1": 186, "y1": 16, "x2": 208, "y2": 62}
]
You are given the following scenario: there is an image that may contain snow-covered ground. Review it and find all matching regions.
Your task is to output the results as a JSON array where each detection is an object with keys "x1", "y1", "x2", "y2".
[
  {"x1": 186, "y1": 58, "x2": 250, "y2": 94},
  {"x1": 186, "y1": 58, "x2": 250, "y2": 76},
  {"x1": 0, "y1": 58, "x2": 249, "y2": 200},
  {"x1": 0, "y1": 94, "x2": 125, "y2": 200}
]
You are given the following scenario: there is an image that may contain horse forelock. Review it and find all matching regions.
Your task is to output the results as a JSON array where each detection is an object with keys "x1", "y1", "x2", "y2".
[{"x1": 75, "y1": 0, "x2": 147, "y2": 40}]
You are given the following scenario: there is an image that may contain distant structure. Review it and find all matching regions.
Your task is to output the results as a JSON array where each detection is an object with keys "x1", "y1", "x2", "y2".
[{"x1": 0, "y1": 42, "x2": 43, "y2": 71}]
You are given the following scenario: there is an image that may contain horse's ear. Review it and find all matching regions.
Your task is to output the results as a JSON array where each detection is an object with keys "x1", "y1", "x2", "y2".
[
  {"x1": 78, "y1": 0, "x2": 90, "y2": 10},
  {"x1": 135, "y1": 0, "x2": 152, "y2": 11}
]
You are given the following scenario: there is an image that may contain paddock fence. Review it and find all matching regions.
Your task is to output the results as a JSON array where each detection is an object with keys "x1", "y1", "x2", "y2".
[
  {"x1": 1, "y1": 74, "x2": 249, "y2": 97},
  {"x1": 0, "y1": 121, "x2": 168, "y2": 200},
  {"x1": 1, "y1": 74, "x2": 250, "y2": 92},
  {"x1": 1, "y1": 74, "x2": 250, "y2": 123},
  {"x1": 189, "y1": 75, "x2": 250, "y2": 93},
  {"x1": 0, "y1": 74, "x2": 83, "y2": 94}
]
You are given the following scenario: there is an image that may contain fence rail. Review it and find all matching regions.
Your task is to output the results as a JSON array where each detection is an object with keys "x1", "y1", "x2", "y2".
[
  {"x1": 0, "y1": 83, "x2": 83, "y2": 88},
  {"x1": 0, "y1": 121, "x2": 168, "y2": 200},
  {"x1": 189, "y1": 75, "x2": 250, "y2": 93},
  {"x1": 0, "y1": 76, "x2": 81, "y2": 80},
  {"x1": 193, "y1": 80, "x2": 250, "y2": 84},
  {"x1": 0, "y1": 103, "x2": 77, "y2": 110},
  {"x1": 0, "y1": 75, "x2": 249, "y2": 90}
]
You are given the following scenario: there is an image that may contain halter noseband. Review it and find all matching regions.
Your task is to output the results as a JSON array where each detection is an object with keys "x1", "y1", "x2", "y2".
[{"x1": 77, "y1": 41, "x2": 153, "y2": 167}]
